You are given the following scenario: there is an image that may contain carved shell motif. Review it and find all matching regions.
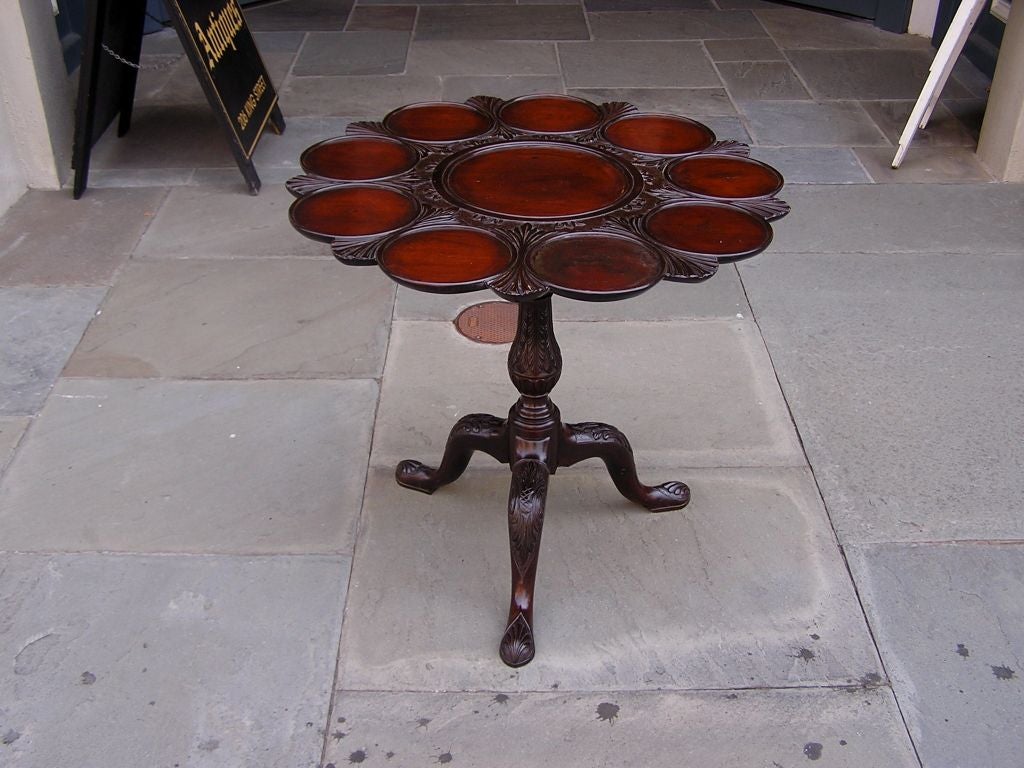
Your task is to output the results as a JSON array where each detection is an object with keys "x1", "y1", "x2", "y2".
[{"x1": 287, "y1": 94, "x2": 789, "y2": 302}]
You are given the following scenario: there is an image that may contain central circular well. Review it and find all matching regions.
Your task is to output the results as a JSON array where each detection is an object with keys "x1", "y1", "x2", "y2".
[{"x1": 436, "y1": 141, "x2": 640, "y2": 221}]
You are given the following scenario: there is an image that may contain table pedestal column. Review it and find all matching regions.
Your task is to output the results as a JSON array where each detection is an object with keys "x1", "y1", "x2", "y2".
[{"x1": 395, "y1": 295, "x2": 691, "y2": 667}]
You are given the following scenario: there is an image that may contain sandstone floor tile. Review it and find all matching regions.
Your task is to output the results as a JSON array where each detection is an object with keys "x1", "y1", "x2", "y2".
[
  {"x1": 749, "y1": 147, "x2": 870, "y2": 183},
  {"x1": 717, "y1": 60, "x2": 809, "y2": 100},
  {"x1": 292, "y1": 31, "x2": 409, "y2": 76},
  {"x1": 0, "y1": 189, "x2": 165, "y2": 285},
  {"x1": 134, "y1": 184, "x2": 325, "y2": 259},
  {"x1": 415, "y1": 5, "x2": 589, "y2": 40},
  {"x1": 394, "y1": 266, "x2": 750, "y2": 320},
  {"x1": 0, "y1": 553, "x2": 347, "y2": 767},
  {"x1": 768, "y1": 184, "x2": 1024, "y2": 253},
  {"x1": 848, "y1": 543, "x2": 1024, "y2": 768},
  {"x1": 588, "y1": 10, "x2": 767, "y2": 39},
  {"x1": 0, "y1": 287, "x2": 106, "y2": 417},
  {"x1": 586, "y1": 0, "x2": 714, "y2": 8},
  {"x1": 0, "y1": 418, "x2": 28, "y2": 473},
  {"x1": 701, "y1": 115, "x2": 752, "y2": 144},
  {"x1": 855, "y1": 146, "x2": 992, "y2": 182},
  {"x1": 754, "y1": 8, "x2": 932, "y2": 50},
  {"x1": 325, "y1": 689, "x2": 917, "y2": 767},
  {"x1": 559, "y1": 41, "x2": 720, "y2": 88},
  {"x1": 345, "y1": 5, "x2": 417, "y2": 30},
  {"x1": 251, "y1": 116, "x2": 354, "y2": 172},
  {"x1": 86, "y1": 168, "x2": 195, "y2": 188},
  {"x1": 567, "y1": 87, "x2": 736, "y2": 115},
  {"x1": 740, "y1": 252, "x2": 1024, "y2": 543},
  {"x1": 280, "y1": 74, "x2": 441, "y2": 116},
  {"x1": 338, "y1": 467, "x2": 879, "y2": 691},
  {"x1": 0, "y1": 379, "x2": 377, "y2": 553},
  {"x1": 441, "y1": 75, "x2": 564, "y2": 101},
  {"x1": 703, "y1": 36, "x2": 783, "y2": 61},
  {"x1": 860, "y1": 100, "x2": 977, "y2": 147},
  {"x1": 372, "y1": 320, "x2": 803, "y2": 469},
  {"x1": 245, "y1": 0, "x2": 353, "y2": 31},
  {"x1": 407, "y1": 40, "x2": 560, "y2": 75},
  {"x1": 740, "y1": 101, "x2": 888, "y2": 146},
  {"x1": 64, "y1": 260, "x2": 394, "y2": 379},
  {"x1": 89, "y1": 105, "x2": 235, "y2": 169},
  {"x1": 788, "y1": 49, "x2": 972, "y2": 100}
]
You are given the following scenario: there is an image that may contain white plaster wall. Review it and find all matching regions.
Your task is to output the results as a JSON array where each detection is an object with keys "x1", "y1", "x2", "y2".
[
  {"x1": 909, "y1": 0, "x2": 941, "y2": 36},
  {"x1": 0, "y1": 0, "x2": 78, "y2": 192},
  {"x1": 0, "y1": 85, "x2": 28, "y2": 215}
]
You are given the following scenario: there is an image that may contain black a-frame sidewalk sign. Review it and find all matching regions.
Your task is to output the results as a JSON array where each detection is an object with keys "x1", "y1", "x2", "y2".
[{"x1": 72, "y1": 0, "x2": 284, "y2": 198}]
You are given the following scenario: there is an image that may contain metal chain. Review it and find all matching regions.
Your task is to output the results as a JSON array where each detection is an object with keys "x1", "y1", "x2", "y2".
[{"x1": 101, "y1": 43, "x2": 182, "y2": 71}]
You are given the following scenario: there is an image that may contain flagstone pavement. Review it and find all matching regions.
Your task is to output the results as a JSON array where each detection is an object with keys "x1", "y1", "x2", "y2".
[{"x1": 1, "y1": 1, "x2": 1022, "y2": 766}]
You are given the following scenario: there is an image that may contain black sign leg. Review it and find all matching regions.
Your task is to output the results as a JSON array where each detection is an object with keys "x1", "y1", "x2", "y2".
[
  {"x1": 269, "y1": 103, "x2": 286, "y2": 135},
  {"x1": 117, "y1": 0, "x2": 148, "y2": 138}
]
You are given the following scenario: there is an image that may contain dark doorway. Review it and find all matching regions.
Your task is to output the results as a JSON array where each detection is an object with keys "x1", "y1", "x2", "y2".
[
  {"x1": 785, "y1": 0, "x2": 914, "y2": 32},
  {"x1": 933, "y1": 0, "x2": 1006, "y2": 77}
]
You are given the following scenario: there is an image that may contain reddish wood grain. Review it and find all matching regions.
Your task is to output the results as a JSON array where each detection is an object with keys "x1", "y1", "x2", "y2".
[
  {"x1": 646, "y1": 201, "x2": 771, "y2": 260},
  {"x1": 499, "y1": 94, "x2": 602, "y2": 134},
  {"x1": 290, "y1": 186, "x2": 419, "y2": 240},
  {"x1": 384, "y1": 102, "x2": 493, "y2": 142},
  {"x1": 300, "y1": 136, "x2": 419, "y2": 181},
  {"x1": 526, "y1": 232, "x2": 664, "y2": 300},
  {"x1": 379, "y1": 226, "x2": 514, "y2": 291},
  {"x1": 666, "y1": 155, "x2": 783, "y2": 200},
  {"x1": 439, "y1": 142, "x2": 638, "y2": 220},
  {"x1": 603, "y1": 114, "x2": 715, "y2": 156}
]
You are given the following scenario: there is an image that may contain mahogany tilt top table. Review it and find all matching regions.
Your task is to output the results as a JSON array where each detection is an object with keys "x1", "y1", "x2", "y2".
[{"x1": 287, "y1": 94, "x2": 789, "y2": 667}]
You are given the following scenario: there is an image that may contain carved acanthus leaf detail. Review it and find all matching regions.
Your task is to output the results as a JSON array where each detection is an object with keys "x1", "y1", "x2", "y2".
[
  {"x1": 706, "y1": 139, "x2": 751, "y2": 157},
  {"x1": 500, "y1": 613, "x2": 535, "y2": 667},
  {"x1": 331, "y1": 237, "x2": 384, "y2": 265},
  {"x1": 285, "y1": 174, "x2": 340, "y2": 198},
  {"x1": 507, "y1": 459, "x2": 548, "y2": 576},
  {"x1": 345, "y1": 120, "x2": 389, "y2": 138},
  {"x1": 489, "y1": 260, "x2": 548, "y2": 300},
  {"x1": 731, "y1": 197, "x2": 791, "y2": 221},
  {"x1": 465, "y1": 95, "x2": 505, "y2": 122},
  {"x1": 661, "y1": 249, "x2": 719, "y2": 282}
]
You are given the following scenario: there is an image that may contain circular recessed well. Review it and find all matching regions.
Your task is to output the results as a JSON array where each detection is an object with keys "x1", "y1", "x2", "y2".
[
  {"x1": 499, "y1": 94, "x2": 602, "y2": 134},
  {"x1": 300, "y1": 136, "x2": 419, "y2": 181},
  {"x1": 436, "y1": 141, "x2": 641, "y2": 221},
  {"x1": 603, "y1": 113, "x2": 715, "y2": 156},
  {"x1": 526, "y1": 231, "x2": 666, "y2": 301},
  {"x1": 666, "y1": 155, "x2": 783, "y2": 200},
  {"x1": 379, "y1": 226, "x2": 515, "y2": 292},
  {"x1": 383, "y1": 102, "x2": 493, "y2": 143},
  {"x1": 645, "y1": 201, "x2": 772, "y2": 262},
  {"x1": 289, "y1": 185, "x2": 419, "y2": 242}
]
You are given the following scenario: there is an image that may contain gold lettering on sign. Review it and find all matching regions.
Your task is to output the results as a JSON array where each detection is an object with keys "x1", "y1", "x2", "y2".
[
  {"x1": 193, "y1": 0, "x2": 245, "y2": 71},
  {"x1": 237, "y1": 75, "x2": 267, "y2": 130}
]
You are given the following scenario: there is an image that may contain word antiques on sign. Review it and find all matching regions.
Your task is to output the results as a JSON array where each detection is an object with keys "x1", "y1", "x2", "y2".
[{"x1": 165, "y1": 0, "x2": 285, "y2": 192}]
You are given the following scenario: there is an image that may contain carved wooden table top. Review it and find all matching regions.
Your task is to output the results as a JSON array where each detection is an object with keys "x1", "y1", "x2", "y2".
[{"x1": 287, "y1": 94, "x2": 789, "y2": 667}]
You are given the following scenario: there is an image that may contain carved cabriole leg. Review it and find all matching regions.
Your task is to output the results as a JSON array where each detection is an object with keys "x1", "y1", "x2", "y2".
[
  {"x1": 559, "y1": 421, "x2": 691, "y2": 512},
  {"x1": 500, "y1": 458, "x2": 549, "y2": 667},
  {"x1": 396, "y1": 413, "x2": 509, "y2": 494}
]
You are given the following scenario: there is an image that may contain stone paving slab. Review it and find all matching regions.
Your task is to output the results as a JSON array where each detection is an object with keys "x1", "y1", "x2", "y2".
[
  {"x1": 89, "y1": 105, "x2": 235, "y2": 169},
  {"x1": 847, "y1": 543, "x2": 1024, "y2": 768},
  {"x1": 0, "y1": 418, "x2": 28, "y2": 473},
  {"x1": 0, "y1": 553, "x2": 347, "y2": 768},
  {"x1": 394, "y1": 267, "x2": 750, "y2": 320},
  {"x1": 749, "y1": 148, "x2": 871, "y2": 183},
  {"x1": 338, "y1": 466, "x2": 880, "y2": 691},
  {"x1": 559, "y1": 41, "x2": 720, "y2": 88},
  {"x1": 134, "y1": 184, "x2": 326, "y2": 259},
  {"x1": 854, "y1": 145, "x2": 992, "y2": 182},
  {"x1": 739, "y1": 101, "x2": 889, "y2": 147},
  {"x1": 293, "y1": 31, "x2": 410, "y2": 76},
  {"x1": 345, "y1": 5, "x2": 417, "y2": 30},
  {"x1": 0, "y1": 287, "x2": 106, "y2": 417},
  {"x1": 788, "y1": 50, "x2": 972, "y2": 101},
  {"x1": 703, "y1": 36, "x2": 783, "y2": 61},
  {"x1": 64, "y1": 259, "x2": 394, "y2": 380},
  {"x1": 716, "y1": 61, "x2": 810, "y2": 100},
  {"x1": 280, "y1": 74, "x2": 442, "y2": 116},
  {"x1": 372, "y1": 320, "x2": 803, "y2": 470},
  {"x1": 753, "y1": 8, "x2": 932, "y2": 50},
  {"x1": 325, "y1": 688, "x2": 917, "y2": 767},
  {"x1": 406, "y1": 40, "x2": 560, "y2": 75},
  {"x1": 441, "y1": 75, "x2": 565, "y2": 101},
  {"x1": 567, "y1": 86, "x2": 736, "y2": 115},
  {"x1": 740, "y1": 252, "x2": 1024, "y2": 543},
  {"x1": 251, "y1": 116, "x2": 354, "y2": 173},
  {"x1": 860, "y1": 100, "x2": 977, "y2": 147},
  {"x1": 0, "y1": 379, "x2": 377, "y2": 553},
  {"x1": 415, "y1": 5, "x2": 589, "y2": 40},
  {"x1": 769, "y1": 183, "x2": 1024, "y2": 253},
  {"x1": 0, "y1": 190, "x2": 165, "y2": 286},
  {"x1": 587, "y1": 10, "x2": 768, "y2": 39},
  {"x1": 244, "y1": 0, "x2": 353, "y2": 31}
]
